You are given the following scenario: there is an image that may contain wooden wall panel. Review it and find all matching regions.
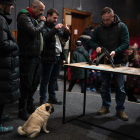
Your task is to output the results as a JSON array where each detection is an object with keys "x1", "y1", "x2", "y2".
[
  {"x1": 126, "y1": 18, "x2": 140, "y2": 37},
  {"x1": 90, "y1": 23, "x2": 100, "y2": 29}
]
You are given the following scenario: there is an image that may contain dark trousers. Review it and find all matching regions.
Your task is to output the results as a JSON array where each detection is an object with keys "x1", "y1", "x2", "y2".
[
  {"x1": 68, "y1": 79, "x2": 85, "y2": 93},
  {"x1": 0, "y1": 105, "x2": 4, "y2": 124},
  {"x1": 126, "y1": 88, "x2": 138, "y2": 102},
  {"x1": 40, "y1": 56, "x2": 61, "y2": 101},
  {"x1": 89, "y1": 71, "x2": 101, "y2": 89},
  {"x1": 19, "y1": 56, "x2": 42, "y2": 109}
]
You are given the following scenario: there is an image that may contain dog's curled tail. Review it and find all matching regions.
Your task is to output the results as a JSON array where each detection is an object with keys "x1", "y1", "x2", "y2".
[{"x1": 18, "y1": 126, "x2": 26, "y2": 135}]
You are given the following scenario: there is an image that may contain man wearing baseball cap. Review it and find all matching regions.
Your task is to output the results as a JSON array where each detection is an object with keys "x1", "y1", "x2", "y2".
[{"x1": 0, "y1": 0, "x2": 20, "y2": 132}]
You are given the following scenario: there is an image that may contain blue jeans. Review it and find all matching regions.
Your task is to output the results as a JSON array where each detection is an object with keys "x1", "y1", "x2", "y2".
[
  {"x1": 40, "y1": 56, "x2": 61, "y2": 101},
  {"x1": 89, "y1": 49, "x2": 92, "y2": 55},
  {"x1": 89, "y1": 71, "x2": 101, "y2": 89},
  {"x1": 100, "y1": 64, "x2": 126, "y2": 111}
]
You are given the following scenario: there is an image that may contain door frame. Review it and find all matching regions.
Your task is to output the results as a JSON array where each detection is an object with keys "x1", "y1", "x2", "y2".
[
  {"x1": 63, "y1": 8, "x2": 93, "y2": 63},
  {"x1": 63, "y1": 8, "x2": 93, "y2": 30}
]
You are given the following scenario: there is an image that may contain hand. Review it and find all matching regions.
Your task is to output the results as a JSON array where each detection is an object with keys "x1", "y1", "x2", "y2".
[
  {"x1": 40, "y1": 16, "x2": 46, "y2": 22},
  {"x1": 64, "y1": 24, "x2": 69, "y2": 32},
  {"x1": 92, "y1": 70, "x2": 95, "y2": 73},
  {"x1": 55, "y1": 23, "x2": 63, "y2": 29},
  {"x1": 96, "y1": 47, "x2": 101, "y2": 54},
  {"x1": 110, "y1": 51, "x2": 115, "y2": 58}
]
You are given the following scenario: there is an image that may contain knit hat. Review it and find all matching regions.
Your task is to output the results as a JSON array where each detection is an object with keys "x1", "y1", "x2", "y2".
[
  {"x1": 0, "y1": 0, "x2": 15, "y2": 4},
  {"x1": 76, "y1": 40, "x2": 82, "y2": 46}
]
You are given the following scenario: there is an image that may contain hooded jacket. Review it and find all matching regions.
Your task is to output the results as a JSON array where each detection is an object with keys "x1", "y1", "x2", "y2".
[
  {"x1": 0, "y1": 9, "x2": 20, "y2": 104},
  {"x1": 70, "y1": 46, "x2": 89, "y2": 80},
  {"x1": 17, "y1": 9, "x2": 45, "y2": 57},
  {"x1": 89, "y1": 14, "x2": 129, "y2": 64},
  {"x1": 78, "y1": 30, "x2": 92, "y2": 52}
]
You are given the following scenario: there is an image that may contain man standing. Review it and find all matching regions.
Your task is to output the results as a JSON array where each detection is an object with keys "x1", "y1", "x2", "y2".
[
  {"x1": 89, "y1": 7, "x2": 129, "y2": 121},
  {"x1": 17, "y1": 0, "x2": 46, "y2": 120},
  {"x1": 0, "y1": 0, "x2": 20, "y2": 132},
  {"x1": 40, "y1": 8, "x2": 69, "y2": 105}
]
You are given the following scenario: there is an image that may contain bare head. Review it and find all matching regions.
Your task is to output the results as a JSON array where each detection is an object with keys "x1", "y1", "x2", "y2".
[
  {"x1": 30, "y1": 0, "x2": 45, "y2": 18},
  {"x1": 101, "y1": 7, "x2": 114, "y2": 27},
  {"x1": 133, "y1": 43, "x2": 139, "y2": 49},
  {"x1": 47, "y1": 8, "x2": 59, "y2": 24}
]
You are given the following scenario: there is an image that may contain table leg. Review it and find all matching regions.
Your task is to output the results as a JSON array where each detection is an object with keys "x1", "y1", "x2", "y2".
[
  {"x1": 83, "y1": 69, "x2": 87, "y2": 115},
  {"x1": 63, "y1": 66, "x2": 67, "y2": 124}
]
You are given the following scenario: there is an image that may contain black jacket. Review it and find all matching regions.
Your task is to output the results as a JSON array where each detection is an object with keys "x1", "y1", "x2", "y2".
[
  {"x1": 42, "y1": 21, "x2": 69, "y2": 63},
  {"x1": 0, "y1": 10, "x2": 20, "y2": 104},
  {"x1": 90, "y1": 14, "x2": 129, "y2": 64},
  {"x1": 17, "y1": 11, "x2": 45, "y2": 57}
]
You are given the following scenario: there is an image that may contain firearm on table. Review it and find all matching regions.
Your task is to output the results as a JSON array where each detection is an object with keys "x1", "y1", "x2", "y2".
[{"x1": 96, "y1": 46, "x2": 115, "y2": 68}]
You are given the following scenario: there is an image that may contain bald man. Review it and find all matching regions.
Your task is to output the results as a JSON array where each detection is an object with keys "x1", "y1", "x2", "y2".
[{"x1": 17, "y1": 0, "x2": 46, "y2": 120}]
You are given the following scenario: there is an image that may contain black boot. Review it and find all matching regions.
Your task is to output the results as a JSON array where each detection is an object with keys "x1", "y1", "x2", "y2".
[
  {"x1": 26, "y1": 103, "x2": 36, "y2": 114},
  {"x1": 18, "y1": 103, "x2": 29, "y2": 121},
  {"x1": 18, "y1": 108, "x2": 29, "y2": 121}
]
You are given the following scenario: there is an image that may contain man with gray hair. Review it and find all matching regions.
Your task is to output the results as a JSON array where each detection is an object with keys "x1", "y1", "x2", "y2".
[
  {"x1": 89, "y1": 7, "x2": 129, "y2": 121},
  {"x1": 17, "y1": 0, "x2": 46, "y2": 120}
]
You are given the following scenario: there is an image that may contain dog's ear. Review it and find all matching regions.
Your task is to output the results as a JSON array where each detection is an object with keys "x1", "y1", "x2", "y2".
[{"x1": 46, "y1": 106, "x2": 50, "y2": 111}]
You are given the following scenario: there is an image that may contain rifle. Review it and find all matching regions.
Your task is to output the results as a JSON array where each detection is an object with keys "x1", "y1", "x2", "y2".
[{"x1": 96, "y1": 46, "x2": 115, "y2": 68}]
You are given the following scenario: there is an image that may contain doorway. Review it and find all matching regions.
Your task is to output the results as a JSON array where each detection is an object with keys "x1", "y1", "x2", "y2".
[{"x1": 63, "y1": 8, "x2": 93, "y2": 62}]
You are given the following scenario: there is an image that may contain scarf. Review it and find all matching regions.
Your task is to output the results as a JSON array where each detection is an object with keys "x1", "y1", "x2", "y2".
[{"x1": 27, "y1": 7, "x2": 37, "y2": 20}]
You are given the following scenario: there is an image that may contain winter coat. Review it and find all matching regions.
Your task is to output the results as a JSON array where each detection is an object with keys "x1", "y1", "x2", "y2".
[
  {"x1": 17, "y1": 9, "x2": 45, "y2": 57},
  {"x1": 0, "y1": 10, "x2": 20, "y2": 104},
  {"x1": 89, "y1": 14, "x2": 129, "y2": 64},
  {"x1": 78, "y1": 35, "x2": 91, "y2": 53},
  {"x1": 42, "y1": 21, "x2": 69, "y2": 63},
  {"x1": 126, "y1": 59, "x2": 140, "y2": 89},
  {"x1": 70, "y1": 46, "x2": 89, "y2": 80}
]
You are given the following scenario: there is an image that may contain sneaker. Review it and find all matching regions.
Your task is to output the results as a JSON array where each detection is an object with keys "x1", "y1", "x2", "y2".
[
  {"x1": 87, "y1": 88, "x2": 90, "y2": 91},
  {"x1": 136, "y1": 100, "x2": 140, "y2": 103},
  {"x1": 26, "y1": 104, "x2": 36, "y2": 114},
  {"x1": 91, "y1": 88, "x2": 96, "y2": 92},
  {"x1": 1, "y1": 115, "x2": 9, "y2": 121},
  {"x1": 116, "y1": 111, "x2": 128, "y2": 121},
  {"x1": 0, "y1": 124, "x2": 13, "y2": 132},
  {"x1": 18, "y1": 108, "x2": 29, "y2": 121},
  {"x1": 97, "y1": 107, "x2": 110, "y2": 115}
]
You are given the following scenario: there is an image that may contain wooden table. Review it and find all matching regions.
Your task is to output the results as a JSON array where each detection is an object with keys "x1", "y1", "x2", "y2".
[{"x1": 63, "y1": 63, "x2": 140, "y2": 123}]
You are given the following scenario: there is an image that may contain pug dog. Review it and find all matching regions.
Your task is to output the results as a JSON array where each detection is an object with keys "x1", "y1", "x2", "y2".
[{"x1": 18, "y1": 103, "x2": 54, "y2": 138}]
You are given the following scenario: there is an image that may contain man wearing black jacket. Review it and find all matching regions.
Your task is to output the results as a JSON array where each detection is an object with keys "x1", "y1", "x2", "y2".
[
  {"x1": 0, "y1": 0, "x2": 20, "y2": 132},
  {"x1": 39, "y1": 8, "x2": 69, "y2": 105},
  {"x1": 17, "y1": 0, "x2": 46, "y2": 120}
]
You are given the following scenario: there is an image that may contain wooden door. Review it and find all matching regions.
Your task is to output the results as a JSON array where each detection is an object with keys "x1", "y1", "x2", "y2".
[{"x1": 71, "y1": 17, "x2": 84, "y2": 53}]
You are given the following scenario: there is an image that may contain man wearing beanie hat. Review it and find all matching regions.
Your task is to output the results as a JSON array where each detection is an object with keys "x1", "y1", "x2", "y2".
[
  {"x1": 66, "y1": 40, "x2": 89, "y2": 93},
  {"x1": 0, "y1": 0, "x2": 20, "y2": 132}
]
